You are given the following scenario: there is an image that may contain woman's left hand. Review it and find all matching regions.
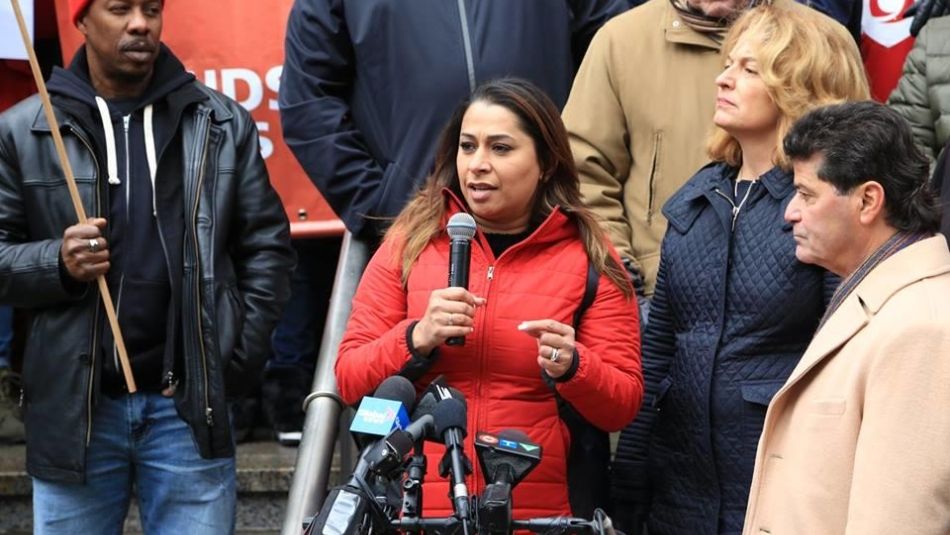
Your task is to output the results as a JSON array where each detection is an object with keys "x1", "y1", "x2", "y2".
[{"x1": 518, "y1": 319, "x2": 576, "y2": 379}]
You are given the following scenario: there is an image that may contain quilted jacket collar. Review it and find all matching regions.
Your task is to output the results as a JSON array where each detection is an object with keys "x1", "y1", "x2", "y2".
[{"x1": 664, "y1": 162, "x2": 792, "y2": 234}]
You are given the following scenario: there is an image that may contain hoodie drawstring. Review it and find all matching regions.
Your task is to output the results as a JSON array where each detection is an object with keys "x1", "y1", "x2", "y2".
[
  {"x1": 95, "y1": 97, "x2": 120, "y2": 186},
  {"x1": 94, "y1": 96, "x2": 158, "y2": 215},
  {"x1": 144, "y1": 105, "x2": 157, "y2": 216}
]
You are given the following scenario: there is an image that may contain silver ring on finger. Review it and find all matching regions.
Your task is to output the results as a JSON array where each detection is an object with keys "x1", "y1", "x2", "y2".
[
  {"x1": 550, "y1": 347, "x2": 560, "y2": 363},
  {"x1": 447, "y1": 314, "x2": 454, "y2": 326},
  {"x1": 88, "y1": 238, "x2": 100, "y2": 253}
]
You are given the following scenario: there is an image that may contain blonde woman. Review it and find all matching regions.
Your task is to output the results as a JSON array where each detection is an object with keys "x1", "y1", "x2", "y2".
[{"x1": 609, "y1": 4, "x2": 870, "y2": 535}]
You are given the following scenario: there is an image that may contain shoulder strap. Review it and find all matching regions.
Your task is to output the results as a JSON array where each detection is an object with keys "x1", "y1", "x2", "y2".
[{"x1": 572, "y1": 260, "x2": 598, "y2": 330}]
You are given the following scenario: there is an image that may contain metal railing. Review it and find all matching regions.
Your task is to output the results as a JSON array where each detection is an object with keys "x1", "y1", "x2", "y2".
[{"x1": 281, "y1": 232, "x2": 371, "y2": 535}]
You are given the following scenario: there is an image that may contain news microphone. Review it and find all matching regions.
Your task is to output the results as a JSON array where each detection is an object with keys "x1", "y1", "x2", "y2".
[
  {"x1": 475, "y1": 429, "x2": 542, "y2": 535},
  {"x1": 446, "y1": 212, "x2": 476, "y2": 346},
  {"x1": 412, "y1": 378, "x2": 467, "y2": 439},
  {"x1": 349, "y1": 375, "x2": 415, "y2": 448},
  {"x1": 475, "y1": 429, "x2": 541, "y2": 487},
  {"x1": 308, "y1": 377, "x2": 416, "y2": 534},
  {"x1": 433, "y1": 397, "x2": 472, "y2": 532}
]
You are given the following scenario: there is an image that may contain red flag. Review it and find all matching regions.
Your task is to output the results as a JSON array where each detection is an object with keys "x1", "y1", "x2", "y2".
[{"x1": 861, "y1": 0, "x2": 916, "y2": 102}]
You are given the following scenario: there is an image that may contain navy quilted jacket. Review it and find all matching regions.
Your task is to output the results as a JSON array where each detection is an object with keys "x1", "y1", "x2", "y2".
[{"x1": 611, "y1": 162, "x2": 835, "y2": 535}]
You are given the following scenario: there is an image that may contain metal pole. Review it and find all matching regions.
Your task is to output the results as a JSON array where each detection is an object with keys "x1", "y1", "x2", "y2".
[{"x1": 281, "y1": 231, "x2": 371, "y2": 535}]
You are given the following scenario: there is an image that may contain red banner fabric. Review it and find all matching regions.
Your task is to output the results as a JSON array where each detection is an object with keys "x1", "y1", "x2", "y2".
[{"x1": 52, "y1": 0, "x2": 344, "y2": 237}]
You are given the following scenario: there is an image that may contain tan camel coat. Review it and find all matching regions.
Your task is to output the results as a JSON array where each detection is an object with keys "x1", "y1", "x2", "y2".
[{"x1": 743, "y1": 235, "x2": 950, "y2": 535}]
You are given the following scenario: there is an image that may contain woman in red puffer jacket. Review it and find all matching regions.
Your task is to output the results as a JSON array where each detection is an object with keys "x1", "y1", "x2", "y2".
[{"x1": 336, "y1": 78, "x2": 642, "y2": 520}]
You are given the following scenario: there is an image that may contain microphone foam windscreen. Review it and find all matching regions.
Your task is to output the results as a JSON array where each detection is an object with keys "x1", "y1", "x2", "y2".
[
  {"x1": 373, "y1": 376, "x2": 417, "y2": 410},
  {"x1": 412, "y1": 391, "x2": 438, "y2": 420},
  {"x1": 447, "y1": 387, "x2": 467, "y2": 408},
  {"x1": 446, "y1": 213, "x2": 477, "y2": 241},
  {"x1": 433, "y1": 397, "x2": 468, "y2": 438}
]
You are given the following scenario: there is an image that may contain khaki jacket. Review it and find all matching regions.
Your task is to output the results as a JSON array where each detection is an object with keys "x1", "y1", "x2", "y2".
[
  {"x1": 563, "y1": 0, "x2": 723, "y2": 294},
  {"x1": 743, "y1": 236, "x2": 950, "y2": 535}
]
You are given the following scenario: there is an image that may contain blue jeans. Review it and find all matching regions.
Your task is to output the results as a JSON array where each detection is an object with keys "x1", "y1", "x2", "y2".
[
  {"x1": 0, "y1": 305, "x2": 13, "y2": 369},
  {"x1": 32, "y1": 392, "x2": 236, "y2": 534}
]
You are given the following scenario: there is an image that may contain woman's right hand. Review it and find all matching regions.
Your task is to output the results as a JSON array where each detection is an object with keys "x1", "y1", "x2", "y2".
[{"x1": 411, "y1": 287, "x2": 485, "y2": 356}]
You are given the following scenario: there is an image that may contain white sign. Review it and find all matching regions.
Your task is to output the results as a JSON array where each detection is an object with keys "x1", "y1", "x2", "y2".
[{"x1": 0, "y1": 0, "x2": 34, "y2": 61}]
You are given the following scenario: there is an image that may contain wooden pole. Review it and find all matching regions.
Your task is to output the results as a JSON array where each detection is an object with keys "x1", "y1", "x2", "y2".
[{"x1": 10, "y1": 0, "x2": 137, "y2": 392}]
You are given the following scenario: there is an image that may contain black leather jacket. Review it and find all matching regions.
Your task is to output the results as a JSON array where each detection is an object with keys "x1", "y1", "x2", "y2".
[{"x1": 0, "y1": 81, "x2": 294, "y2": 483}]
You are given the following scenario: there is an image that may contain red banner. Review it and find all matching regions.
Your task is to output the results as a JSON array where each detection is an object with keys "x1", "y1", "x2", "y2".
[
  {"x1": 53, "y1": 0, "x2": 343, "y2": 237},
  {"x1": 861, "y1": 0, "x2": 915, "y2": 102}
]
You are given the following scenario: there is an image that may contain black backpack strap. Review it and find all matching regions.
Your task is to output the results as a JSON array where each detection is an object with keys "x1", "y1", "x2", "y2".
[
  {"x1": 555, "y1": 259, "x2": 610, "y2": 519},
  {"x1": 572, "y1": 261, "x2": 599, "y2": 330}
]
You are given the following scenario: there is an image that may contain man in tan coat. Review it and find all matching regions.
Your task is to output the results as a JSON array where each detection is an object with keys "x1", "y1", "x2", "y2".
[
  {"x1": 563, "y1": 0, "x2": 745, "y2": 298},
  {"x1": 744, "y1": 101, "x2": 950, "y2": 534}
]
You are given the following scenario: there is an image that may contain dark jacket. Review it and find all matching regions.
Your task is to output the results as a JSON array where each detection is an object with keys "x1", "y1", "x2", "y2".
[
  {"x1": 931, "y1": 139, "x2": 950, "y2": 240},
  {"x1": 279, "y1": 0, "x2": 627, "y2": 239},
  {"x1": 0, "y1": 47, "x2": 295, "y2": 483},
  {"x1": 611, "y1": 163, "x2": 834, "y2": 534},
  {"x1": 45, "y1": 47, "x2": 195, "y2": 394},
  {"x1": 887, "y1": 16, "x2": 950, "y2": 164}
]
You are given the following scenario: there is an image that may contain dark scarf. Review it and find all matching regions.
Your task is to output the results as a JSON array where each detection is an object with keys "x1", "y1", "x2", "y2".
[
  {"x1": 669, "y1": 0, "x2": 771, "y2": 43},
  {"x1": 818, "y1": 230, "x2": 932, "y2": 328}
]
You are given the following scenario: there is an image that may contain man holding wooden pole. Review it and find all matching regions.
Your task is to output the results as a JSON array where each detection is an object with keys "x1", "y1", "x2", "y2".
[{"x1": 0, "y1": 0, "x2": 295, "y2": 532}]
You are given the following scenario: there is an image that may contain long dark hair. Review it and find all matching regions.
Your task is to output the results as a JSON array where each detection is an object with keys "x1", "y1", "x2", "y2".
[{"x1": 387, "y1": 78, "x2": 632, "y2": 297}]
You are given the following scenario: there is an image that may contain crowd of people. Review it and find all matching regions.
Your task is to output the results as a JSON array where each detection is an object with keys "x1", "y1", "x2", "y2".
[{"x1": 0, "y1": 0, "x2": 949, "y2": 534}]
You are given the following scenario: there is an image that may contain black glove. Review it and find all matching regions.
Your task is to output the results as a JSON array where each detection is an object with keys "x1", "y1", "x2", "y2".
[
  {"x1": 622, "y1": 258, "x2": 647, "y2": 298},
  {"x1": 905, "y1": 0, "x2": 949, "y2": 37}
]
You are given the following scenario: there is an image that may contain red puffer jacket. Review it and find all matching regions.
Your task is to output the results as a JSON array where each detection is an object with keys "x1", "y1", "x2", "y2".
[{"x1": 337, "y1": 199, "x2": 642, "y2": 519}]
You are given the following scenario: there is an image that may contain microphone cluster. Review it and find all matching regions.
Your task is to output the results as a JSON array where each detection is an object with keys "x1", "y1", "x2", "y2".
[{"x1": 304, "y1": 375, "x2": 615, "y2": 535}]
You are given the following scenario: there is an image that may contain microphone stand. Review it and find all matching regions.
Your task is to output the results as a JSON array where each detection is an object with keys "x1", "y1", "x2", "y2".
[
  {"x1": 439, "y1": 440, "x2": 473, "y2": 535},
  {"x1": 400, "y1": 440, "x2": 427, "y2": 533}
]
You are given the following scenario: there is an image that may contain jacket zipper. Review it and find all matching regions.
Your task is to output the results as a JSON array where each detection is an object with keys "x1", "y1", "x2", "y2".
[
  {"x1": 714, "y1": 188, "x2": 744, "y2": 232},
  {"x1": 123, "y1": 115, "x2": 131, "y2": 221},
  {"x1": 151, "y1": 122, "x2": 176, "y2": 395},
  {"x1": 71, "y1": 127, "x2": 103, "y2": 447},
  {"x1": 455, "y1": 0, "x2": 476, "y2": 93},
  {"x1": 192, "y1": 111, "x2": 214, "y2": 427},
  {"x1": 470, "y1": 221, "x2": 552, "y2": 490},
  {"x1": 112, "y1": 116, "x2": 132, "y2": 374}
]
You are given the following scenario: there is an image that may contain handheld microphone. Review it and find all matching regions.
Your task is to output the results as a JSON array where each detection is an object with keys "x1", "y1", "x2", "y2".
[
  {"x1": 433, "y1": 397, "x2": 472, "y2": 532},
  {"x1": 446, "y1": 213, "x2": 476, "y2": 346}
]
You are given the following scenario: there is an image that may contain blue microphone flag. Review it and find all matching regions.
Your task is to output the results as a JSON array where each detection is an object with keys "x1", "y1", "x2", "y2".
[{"x1": 350, "y1": 396, "x2": 410, "y2": 437}]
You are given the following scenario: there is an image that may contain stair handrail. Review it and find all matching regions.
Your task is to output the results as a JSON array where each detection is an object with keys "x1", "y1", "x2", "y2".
[{"x1": 281, "y1": 231, "x2": 371, "y2": 535}]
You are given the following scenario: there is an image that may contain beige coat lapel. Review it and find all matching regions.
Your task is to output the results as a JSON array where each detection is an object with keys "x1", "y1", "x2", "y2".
[
  {"x1": 780, "y1": 235, "x2": 950, "y2": 391},
  {"x1": 782, "y1": 297, "x2": 867, "y2": 388}
]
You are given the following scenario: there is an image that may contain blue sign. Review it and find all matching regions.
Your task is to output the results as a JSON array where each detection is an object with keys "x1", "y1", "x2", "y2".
[
  {"x1": 349, "y1": 397, "x2": 410, "y2": 437},
  {"x1": 499, "y1": 439, "x2": 519, "y2": 450}
]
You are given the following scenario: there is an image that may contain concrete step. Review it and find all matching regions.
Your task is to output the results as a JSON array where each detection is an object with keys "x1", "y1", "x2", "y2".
[{"x1": 0, "y1": 436, "x2": 343, "y2": 534}]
